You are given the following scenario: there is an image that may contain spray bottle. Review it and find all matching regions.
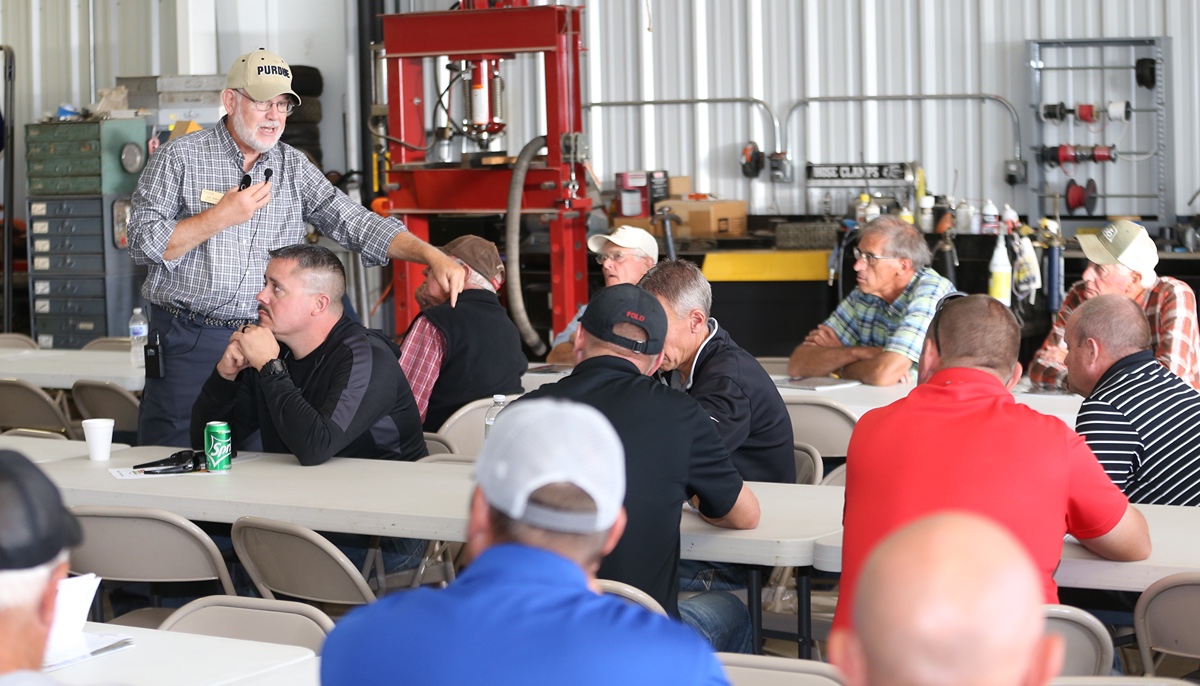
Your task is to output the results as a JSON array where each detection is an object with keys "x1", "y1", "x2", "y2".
[{"x1": 988, "y1": 232, "x2": 1013, "y2": 307}]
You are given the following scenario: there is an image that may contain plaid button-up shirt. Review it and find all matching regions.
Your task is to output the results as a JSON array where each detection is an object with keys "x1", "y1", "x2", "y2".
[
  {"x1": 825, "y1": 267, "x2": 953, "y2": 375},
  {"x1": 1030, "y1": 277, "x2": 1200, "y2": 391},
  {"x1": 129, "y1": 117, "x2": 403, "y2": 321}
]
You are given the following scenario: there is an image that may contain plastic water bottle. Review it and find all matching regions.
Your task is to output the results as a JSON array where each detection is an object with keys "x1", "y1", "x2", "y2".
[
  {"x1": 981, "y1": 199, "x2": 1000, "y2": 235},
  {"x1": 483, "y1": 394, "x2": 506, "y2": 438},
  {"x1": 128, "y1": 307, "x2": 147, "y2": 368}
]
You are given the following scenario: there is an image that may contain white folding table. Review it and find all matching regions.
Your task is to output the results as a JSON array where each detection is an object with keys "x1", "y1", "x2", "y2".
[
  {"x1": 51, "y1": 623, "x2": 313, "y2": 686},
  {"x1": 39, "y1": 448, "x2": 843, "y2": 657},
  {"x1": 0, "y1": 349, "x2": 143, "y2": 391},
  {"x1": 812, "y1": 503, "x2": 1200, "y2": 592},
  {"x1": 0, "y1": 436, "x2": 130, "y2": 463}
]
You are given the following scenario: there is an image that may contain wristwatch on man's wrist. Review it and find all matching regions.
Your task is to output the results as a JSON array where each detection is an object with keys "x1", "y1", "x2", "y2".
[{"x1": 261, "y1": 358, "x2": 287, "y2": 377}]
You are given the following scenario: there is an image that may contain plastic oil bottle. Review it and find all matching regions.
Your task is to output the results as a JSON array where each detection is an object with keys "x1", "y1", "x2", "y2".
[{"x1": 988, "y1": 233, "x2": 1013, "y2": 307}]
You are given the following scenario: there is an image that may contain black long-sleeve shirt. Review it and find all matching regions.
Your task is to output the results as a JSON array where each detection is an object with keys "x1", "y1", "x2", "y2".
[{"x1": 191, "y1": 315, "x2": 427, "y2": 465}]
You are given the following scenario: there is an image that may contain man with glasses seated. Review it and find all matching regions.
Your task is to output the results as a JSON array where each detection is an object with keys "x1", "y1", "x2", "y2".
[
  {"x1": 1029, "y1": 219, "x2": 1200, "y2": 392},
  {"x1": 130, "y1": 48, "x2": 465, "y2": 448},
  {"x1": 399, "y1": 235, "x2": 526, "y2": 432},
  {"x1": 545, "y1": 226, "x2": 659, "y2": 364},
  {"x1": 788, "y1": 216, "x2": 952, "y2": 385}
]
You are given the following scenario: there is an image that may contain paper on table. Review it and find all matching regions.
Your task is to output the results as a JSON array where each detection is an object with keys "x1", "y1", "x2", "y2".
[
  {"x1": 42, "y1": 573, "x2": 133, "y2": 670},
  {"x1": 109, "y1": 453, "x2": 268, "y2": 479},
  {"x1": 776, "y1": 376, "x2": 862, "y2": 391}
]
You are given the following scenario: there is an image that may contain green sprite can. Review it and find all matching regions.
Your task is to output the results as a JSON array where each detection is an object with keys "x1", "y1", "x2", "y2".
[{"x1": 204, "y1": 421, "x2": 232, "y2": 473}]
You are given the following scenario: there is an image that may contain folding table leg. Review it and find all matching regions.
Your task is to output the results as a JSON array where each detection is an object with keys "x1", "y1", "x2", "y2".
[
  {"x1": 797, "y1": 566, "x2": 813, "y2": 659},
  {"x1": 747, "y1": 566, "x2": 762, "y2": 653}
]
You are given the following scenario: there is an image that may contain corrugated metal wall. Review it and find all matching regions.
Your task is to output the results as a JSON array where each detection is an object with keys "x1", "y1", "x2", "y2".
[
  {"x1": 3, "y1": 0, "x2": 1199, "y2": 222},
  {"x1": 583, "y1": 0, "x2": 1200, "y2": 221}
]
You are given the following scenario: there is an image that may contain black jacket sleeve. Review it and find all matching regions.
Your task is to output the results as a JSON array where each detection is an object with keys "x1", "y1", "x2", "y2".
[
  {"x1": 257, "y1": 339, "x2": 399, "y2": 466},
  {"x1": 190, "y1": 368, "x2": 260, "y2": 450}
]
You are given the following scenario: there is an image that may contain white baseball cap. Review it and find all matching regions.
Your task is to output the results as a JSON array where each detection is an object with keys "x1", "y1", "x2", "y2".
[
  {"x1": 1077, "y1": 219, "x2": 1159, "y2": 275},
  {"x1": 474, "y1": 399, "x2": 625, "y2": 534},
  {"x1": 587, "y1": 226, "x2": 659, "y2": 263}
]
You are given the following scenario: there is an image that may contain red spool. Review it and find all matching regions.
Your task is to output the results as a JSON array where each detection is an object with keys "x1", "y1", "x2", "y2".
[
  {"x1": 1065, "y1": 179, "x2": 1098, "y2": 215},
  {"x1": 1057, "y1": 145, "x2": 1078, "y2": 165},
  {"x1": 1093, "y1": 145, "x2": 1115, "y2": 163},
  {"x1": 1077, "y1": 103, "x2": 1097, "y2": 123}
]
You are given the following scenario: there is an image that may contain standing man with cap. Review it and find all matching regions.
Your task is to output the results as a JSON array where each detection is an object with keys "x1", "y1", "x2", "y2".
[
  {"x1": 130, "y1": 48, "x2": 466, "y2": 447},
  {"x1": 1030, "y1": 219, "x2": 1200, "y2": 391},
  {"x1": 321, "y1": 400, "x2": 729, "y2": 685},
  {"x1": 545, "y1": 226, "x2": 659, "y2": 364},
  {"x1": 399, "y1": 235, "x2": 526, "y2": 431},
  {"x1": 0, "y1": 451, "x2": 82, "y2": 685},
  {"x1": 519, "y1": 283, "x2": 760, "y2": 653}
]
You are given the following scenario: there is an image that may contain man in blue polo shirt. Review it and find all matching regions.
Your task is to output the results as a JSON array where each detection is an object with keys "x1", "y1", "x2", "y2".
[{"x1": 321, "y1": 399, "x2": 728, "y2": 685}]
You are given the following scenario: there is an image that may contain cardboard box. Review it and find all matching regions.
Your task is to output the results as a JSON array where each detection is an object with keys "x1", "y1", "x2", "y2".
[
  {"x1": 652, "y1": 199, "x2": 747, "y2": 239},
  {"x1": 668, "y1": 176, "x2": 692, "y2": 198}
]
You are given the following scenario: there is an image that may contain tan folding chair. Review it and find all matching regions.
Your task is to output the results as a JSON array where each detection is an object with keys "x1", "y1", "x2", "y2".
[
  {"x1": 0, "y1": 428, "x2": 68, "y2": 440},
  {"x1": 719, "y1": 653, "x2": 847, "y2": 686},
  {"x1": 1135, "y1": 572, "x2": 1200, "y2": 676},
  {"x1": 82, "y1": 337, "x2": 132, "y2": 352},
  {"x1": 69, "y1": 506, "x2": 235, "y2": 627},
  {"x1": 597, "y1": 579, "x2": 669, "y2": 616},
  {"x1": 71, "y1": 380, "x2": 140, "y2": 435},
  {"x1": 418, "y1": 453, "x2": 475, "y2": 465},
  {"x1": 1046, "y1": 604, "x2": 1115, "y2": 677},
  {"x1": 755, "y1": 357, "x2": 791, "y2": 377},
  {"x1": 423, "y1": 431, "x2": 458, "y2": 455},
  {"x1": 0, "y1": 333, "x2": 38, "y2": 349},
  {"x1": 782, "y1": 397, "x2": 858, "y2": 462},
  {"x1": 793, "y1": 442, "x2": 824, "y2": 486},
  {"x1": 1051, "y1": 678, "x2": 1195, "y2": 686},
  {"x1": 231, "y1": 516, "x2": 376, "y2": 614},
  {"x1": 159, "y1": 595, "x2": 334, "y2": 654},
  {"x1": 436, "y1": 394, "x2": 523, "y2": 455},
  {"x1": 819, "y1": 464, "x2": 846, "y2": 486},
  {"x1": 0, "y1": 378, "x2": 79, "y2": 439}
]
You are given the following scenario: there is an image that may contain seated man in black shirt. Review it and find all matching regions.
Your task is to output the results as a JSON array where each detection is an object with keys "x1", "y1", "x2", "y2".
[
  {"x1": 518, "y1": 283, "x2": 761, "y2": 653},
  {"x1": 191, "y1": 243, "x2": 428, "y2": 572}
]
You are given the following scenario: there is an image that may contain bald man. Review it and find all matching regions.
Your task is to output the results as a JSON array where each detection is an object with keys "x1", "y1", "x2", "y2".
[
  {"x1": 830, "y1": 513, "x2": 1064, "y2": 686},
  {"x1": 1069, "y1": 294, "x2": 1200, "y2": 505}
]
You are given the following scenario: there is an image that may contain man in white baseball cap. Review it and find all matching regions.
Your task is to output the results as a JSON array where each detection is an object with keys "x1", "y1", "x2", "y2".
[
  {"x1": 129, "y1": 47, "x2": 465, "y2": 448},
  {"x1": 546, "y1": 226, "x2": 660, "y2": 364},
  {"x1": 1030, "y1": 219, "x2": 1200, "y2": 391},
  {"x1": 321, "y1": 399, "x2": 727, "y2": 685}
]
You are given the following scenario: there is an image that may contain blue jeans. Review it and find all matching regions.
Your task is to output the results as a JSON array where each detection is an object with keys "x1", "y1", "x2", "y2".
[
  {"x1": 140, "y1": 306, "x2": 234, "y2": 448},
  {"x1": 678, "y1": 559, "x2": 750, "y2": 592},
  {"x1": 679, "y1": 590, "x2": 754, "y2": 654},
  {"x1": 322, "y1": 533, "x2": 429, "y2": 575}
]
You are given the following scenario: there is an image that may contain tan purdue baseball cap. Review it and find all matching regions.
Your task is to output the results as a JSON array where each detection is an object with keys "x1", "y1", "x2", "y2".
[{"x1": 227, "y1": 48, "x2": 301, "y2": 105}]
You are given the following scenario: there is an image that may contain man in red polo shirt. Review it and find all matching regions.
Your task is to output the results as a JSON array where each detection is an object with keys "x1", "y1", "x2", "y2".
[{"x1": 832, "y1": 294, "x2": 1151, "y2": 634}]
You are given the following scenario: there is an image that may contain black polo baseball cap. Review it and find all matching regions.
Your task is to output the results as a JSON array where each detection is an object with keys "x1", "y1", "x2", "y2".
[
  {"x1": 579, "y1": 283, "x2": 666, "y2": 355},
  {"x1": 0, "y1": 450, "x2": 81, "y2": 570}
]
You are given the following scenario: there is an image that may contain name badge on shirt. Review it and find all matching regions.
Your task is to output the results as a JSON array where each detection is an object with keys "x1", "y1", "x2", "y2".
[{"x1": 200, "y1": 189, "x2": 225, "y2": 205}]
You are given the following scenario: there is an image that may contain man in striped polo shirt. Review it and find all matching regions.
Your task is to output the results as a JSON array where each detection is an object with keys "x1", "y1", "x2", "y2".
[{"x1": 1068, "y1": 294, "x2": 1200, "y2": 505}]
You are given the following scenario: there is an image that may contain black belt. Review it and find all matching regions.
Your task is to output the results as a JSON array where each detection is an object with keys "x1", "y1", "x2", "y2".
[{"x1": 158, "y1": 304, "x2": 256, "y2": 330}]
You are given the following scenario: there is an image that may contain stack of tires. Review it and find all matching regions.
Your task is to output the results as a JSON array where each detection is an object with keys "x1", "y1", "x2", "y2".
[{"x1": 282, "y1": 65, "x2": 324, "y2": 169}]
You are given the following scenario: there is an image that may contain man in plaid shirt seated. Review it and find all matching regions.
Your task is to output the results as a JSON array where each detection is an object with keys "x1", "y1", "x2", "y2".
[{"x1": 1029, "y1": 220, "x2": 1200, "y2": 392}]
